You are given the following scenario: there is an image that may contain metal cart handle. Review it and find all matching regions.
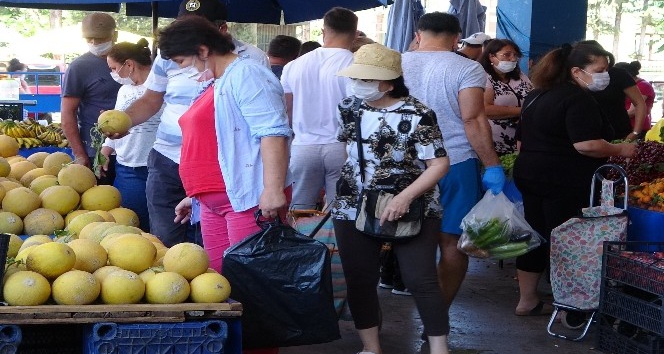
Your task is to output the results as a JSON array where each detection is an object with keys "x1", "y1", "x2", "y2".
[{"x1": 589, "y1": 164, "x2": 629, "y2": 210}]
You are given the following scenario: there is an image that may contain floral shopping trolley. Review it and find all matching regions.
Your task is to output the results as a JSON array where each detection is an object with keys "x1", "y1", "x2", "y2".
[{"x1": 547, "y1": 164, "x2": 629, "y2": 341}]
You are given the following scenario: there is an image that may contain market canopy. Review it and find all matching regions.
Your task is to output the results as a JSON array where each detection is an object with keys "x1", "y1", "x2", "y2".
[{"x1": 126, "y1": 0, "x2": 391, "y2": 24}]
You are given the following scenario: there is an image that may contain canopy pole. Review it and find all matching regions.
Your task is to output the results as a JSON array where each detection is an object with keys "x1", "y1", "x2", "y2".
[{"x1": 151, "y1": 1, "x2": 159, "y2": 61}]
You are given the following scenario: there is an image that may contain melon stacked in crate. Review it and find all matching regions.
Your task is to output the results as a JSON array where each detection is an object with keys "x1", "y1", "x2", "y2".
[
  {"x1": 0, "y1": 140, "x2": 232, "y2": 307},
  {"x1": 597, "y1": 242, "x2": 664, "y2": 354}
]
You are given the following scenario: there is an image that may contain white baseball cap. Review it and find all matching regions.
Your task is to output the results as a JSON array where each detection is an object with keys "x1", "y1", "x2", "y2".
[{"x1": 461, "y1": 32, "x2": 491, "y2": 46}]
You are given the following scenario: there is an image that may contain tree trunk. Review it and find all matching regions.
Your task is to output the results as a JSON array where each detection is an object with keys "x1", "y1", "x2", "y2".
[
  {"x1": 637, "y1": 0, "x2": 649, "y2": 60},
  {"x1": 49, "y1": 10, "x2": 62, "y2": 29},
  {"x1": 612, "y1": 0, "x2": 623, "y2": 54}
]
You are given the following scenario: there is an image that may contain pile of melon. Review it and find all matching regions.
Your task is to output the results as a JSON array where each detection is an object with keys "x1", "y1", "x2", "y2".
[{"x1": 0, "y1": 136, "x2": 231, "y2": 306}]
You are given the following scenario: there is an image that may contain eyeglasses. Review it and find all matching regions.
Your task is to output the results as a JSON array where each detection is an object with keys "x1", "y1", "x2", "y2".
[{"x1": 495, "y1": 52, "x2": 521, "y2": 60}]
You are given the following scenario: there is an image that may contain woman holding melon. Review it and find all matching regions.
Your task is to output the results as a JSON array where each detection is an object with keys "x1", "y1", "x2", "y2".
[{"x1": 101, "y1": 39, "x2": 163, "y2": 232}]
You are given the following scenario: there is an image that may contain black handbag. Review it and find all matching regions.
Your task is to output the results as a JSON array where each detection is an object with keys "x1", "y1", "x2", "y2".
[{"x1": 351, "y1": 98, "x2": 425, "y2": 240}]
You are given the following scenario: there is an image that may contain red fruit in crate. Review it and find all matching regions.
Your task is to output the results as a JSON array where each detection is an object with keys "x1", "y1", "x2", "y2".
[{"x1": 653, "y1": 252, "x2": 664, "y2": 260}]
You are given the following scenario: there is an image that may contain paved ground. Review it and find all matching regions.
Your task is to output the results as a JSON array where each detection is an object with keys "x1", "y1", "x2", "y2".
[{"x1": 282, "y1": 258, "x2": 600, "y2": 354}]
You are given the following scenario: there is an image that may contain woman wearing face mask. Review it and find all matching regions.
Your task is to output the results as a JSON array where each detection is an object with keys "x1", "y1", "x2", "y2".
[
  {"x1": 333, "y1": 43, "x2": 451, "y2": 354},
  {"x1": 101, "y1": 39, "x2": 163, "y2": 232},
  {"x1": 478, "y1": 39, "x2": 533, "y2": 156},
  {"x1": 510, "y1": 43, "x2": 636, "y2": 317},
  {"x1": 578, "y1": 40, "x2": 647, "y2": 142}
]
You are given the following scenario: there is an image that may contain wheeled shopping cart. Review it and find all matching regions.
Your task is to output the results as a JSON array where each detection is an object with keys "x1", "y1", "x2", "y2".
[{"x1": 546, "y1": 164, "x2": 629, "y2": 341}]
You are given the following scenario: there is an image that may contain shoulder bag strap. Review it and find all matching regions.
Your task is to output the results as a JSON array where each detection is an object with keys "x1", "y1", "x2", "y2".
[{"x1": 352, "y1": 98, "x2": 366, "y2": 183}]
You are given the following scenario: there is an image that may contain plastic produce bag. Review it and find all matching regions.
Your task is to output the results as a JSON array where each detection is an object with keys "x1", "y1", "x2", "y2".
[
  {"x1": 222, "y1": 215, "x2": 340, "y2": 349},
  {"x1": 458, "y1": 191, "x2": 543, "y2": 260}
]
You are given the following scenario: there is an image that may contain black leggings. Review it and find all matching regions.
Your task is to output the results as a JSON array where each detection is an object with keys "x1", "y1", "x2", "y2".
[
  {"x1": 333, "y1": 218, "x2": 448, "y2": 336},
  {"x1": 514, "y1": 177, "x2": 590, "y2": 273}
]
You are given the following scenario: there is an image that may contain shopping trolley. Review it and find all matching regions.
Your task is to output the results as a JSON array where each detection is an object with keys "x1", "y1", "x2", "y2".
[{"x1": 546, "y1": 164, "x2": 629, "y2": 341}]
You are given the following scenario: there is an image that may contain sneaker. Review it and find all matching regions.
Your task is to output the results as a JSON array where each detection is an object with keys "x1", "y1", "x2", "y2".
[
  {"x1": 378, "y1": 280, "x2": 394, "y2": 289},
  {"x1": 391, "y1": 287, "x2": 412, "y2": 296}
]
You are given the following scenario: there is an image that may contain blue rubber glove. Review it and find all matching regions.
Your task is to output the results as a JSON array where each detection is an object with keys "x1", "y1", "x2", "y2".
[{"x1": 482, "y1": 165, "x2": 506, "y2": 195}]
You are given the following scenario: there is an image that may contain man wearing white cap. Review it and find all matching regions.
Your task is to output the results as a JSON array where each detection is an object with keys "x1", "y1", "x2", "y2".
[
  {"x1": 61, "y1": 12, "x2": 122, "y2": 181},
  {"x1": 457, "y1": 32, "x2": 491, "y2": 61}
]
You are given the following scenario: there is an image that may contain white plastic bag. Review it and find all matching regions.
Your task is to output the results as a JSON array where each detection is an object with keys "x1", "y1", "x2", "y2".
[{"x1": 458, "y1": 191, "x2": 543, "y2": 260}]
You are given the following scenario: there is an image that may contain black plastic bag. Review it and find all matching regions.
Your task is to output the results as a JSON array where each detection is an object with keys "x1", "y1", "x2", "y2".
[{"x1": 222, "y1": 214, "x2": 340, "y2": 349}]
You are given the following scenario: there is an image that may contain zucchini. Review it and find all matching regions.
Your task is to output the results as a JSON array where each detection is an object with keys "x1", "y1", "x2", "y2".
[{"x1": 488, "y1": 241, "x2": 530, "y2": 259}]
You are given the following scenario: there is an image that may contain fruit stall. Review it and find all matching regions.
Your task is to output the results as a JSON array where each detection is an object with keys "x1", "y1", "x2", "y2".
[
  {"x1": 0, "y1": 125, "x2": 242, "y2": 353},
  {"x1": 598, "y1": 123, "x2": 664, "y2": 353}
]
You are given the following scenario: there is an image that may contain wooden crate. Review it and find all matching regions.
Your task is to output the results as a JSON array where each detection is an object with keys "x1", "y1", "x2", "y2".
[{"x1": 0, "y1": 302, "x2": 242, "y2": 325}]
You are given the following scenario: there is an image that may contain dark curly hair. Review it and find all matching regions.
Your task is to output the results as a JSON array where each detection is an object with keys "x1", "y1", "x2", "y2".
[{"x1": 158, "y1": 15, "x2": 235, "y2": 60}]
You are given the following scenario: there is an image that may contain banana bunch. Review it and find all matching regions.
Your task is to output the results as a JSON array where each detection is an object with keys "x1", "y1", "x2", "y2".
[
  {"x1": 16, "y1": 137, "x2": 43, "y2": 149},
  {"x1": 48, "y1": 122, "x2": 64, "y2": 135},
  {"x1": 37, "y1": 129, "x2": 64, "y2": 146},
  {"x1": 58, "y1": 139, "x2": 69, "y2": 148},
  {"x1": 1, "y1": 122, "x2": 34, "y2": 139},
  {"x1": 21, "y1": 120, "x2": 48, "y2": 137}
]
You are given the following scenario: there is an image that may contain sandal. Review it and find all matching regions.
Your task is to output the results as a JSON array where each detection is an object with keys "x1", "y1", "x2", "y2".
[{"x1": 515, "y1": 301, "x2": 553, "y2": 316}]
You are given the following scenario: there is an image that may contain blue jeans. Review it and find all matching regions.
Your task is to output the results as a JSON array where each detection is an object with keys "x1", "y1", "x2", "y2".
[{"x1": 113, "y1": 163, "x2": 149, "y2": 232}]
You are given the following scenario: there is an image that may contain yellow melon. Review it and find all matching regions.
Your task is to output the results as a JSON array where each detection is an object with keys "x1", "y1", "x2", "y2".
[
  {"x1": 26, "y1": 242, "x2": 76, "y2": 279},
  {"x1": 17, "y1": 234, "x2": 53, "y2": 253},
  {"x1": 29, "y1": 174, "x2": 58, "y2": 195},
  {"x1": 78, "y1": 221, "x2": 118, "y2": 243},
  {"x1": 66, "y1": 212, "x2": 106, "y2": 238},
  {"x1": 3, "y1": 261, "x2": 26, "y2": 283},
  {"x1": 80, "y1": 185, "x2": 121, "y2": 211},
  {"x1": 20, "y1": 167, "x2": 48, "y2": 187},
  {"x1": 106, "y1": 234, "x2": 156, "y2": 273},
  {"x1": 138, "y1": 268, "x2": 158, "y2": 284},
  {"x1": 23, "y1": 208, "x2": 65, "y2": 236},
  {"x1": 0, "y1": 157, "x2": 10, "y2": 177},
  {"x1": 42, "y1": 152, "x2": 73, "y2": 176},
  {"x1": 108, "y1": 207, "x2": 140, "y2": 228},
  {"x1": 163, "y1": 242, "x2": 209, "y2": 280},
  {"x1": 0, "y1": 135, "x2": 19, "y2": 158},
  {"x1": 100, "y1": 269, "x2": 144, "y2": 304},
  {"x1": 51, "y1": 270, "x2": 100, "y2": 305},
  {"x1": 40, "y1": 185, "x2": 81, "y2": 216},
  {"x1": 2, "y1": 270, "x2": 51, "y2": 306},
  {"x1": 2, "y1": 187, "x2": 41, "y2": 218},
  {"x1": 91, "y1": 210, "x2": 115, "y2": 222},
  {"x1": 9, "y1": 160, "x2": 37, "y2": 181},
  {"x1": 0, "y1": 179, "x2": 21, "y2": 192},
  {"x1": 6, "y1": 156, "x2": 26, "y2": 164},
  {"x1": 98, "y1": 110, "x2": 132, "y2": 135},
  {"x1": 68, "y1": 238, "x2": 108, "y2": 273},
  {"x1": 0, "y1": 211, "x2": 23, "y2": 235},
  {"x1": 6, "y1": 233, "x2": 23, "y2": 258},
  {"x1": 93, "y1": 265, "x2": 123, "y2": 284},
  {"x1": 65, "y1": 210, "x2": 89, "y2": 226},
  {"x1": 26, "y1": 152, "x2": 49, "y2": 168},
  {"x1": 57, "y1": 164, "x2": 96, "y2": 194},
  {"x1": 145, "y1": 272, "x2": 190, "y2": 304},
  {"x1": 189, "y1": 272, "x2": 231, "y2": 303}
]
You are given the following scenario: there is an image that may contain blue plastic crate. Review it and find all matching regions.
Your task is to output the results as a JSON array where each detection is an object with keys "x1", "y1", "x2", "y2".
[
  {"x1": 17, "y1": 146, "x2": 73, "y2": 158},
  {"x1": 0, "y1": 324, "x2": 20, "y2": 354},
  {"x1": 84, "y1": 320, "x2": 234, "y2": 354}
]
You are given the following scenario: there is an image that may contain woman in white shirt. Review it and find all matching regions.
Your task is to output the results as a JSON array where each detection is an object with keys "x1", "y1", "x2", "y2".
[{"x1": 102, "y1": 39, "x2": 163, "y2": 232}]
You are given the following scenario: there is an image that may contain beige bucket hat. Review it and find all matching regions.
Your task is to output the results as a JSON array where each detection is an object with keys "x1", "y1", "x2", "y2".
[{"x1": 338, "y1": 43, "x2": 402, "y2": 80}]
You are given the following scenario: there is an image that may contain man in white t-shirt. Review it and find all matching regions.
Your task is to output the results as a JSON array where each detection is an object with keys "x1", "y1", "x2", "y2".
[
  {"x1": 119, "y1": 0, "x2": 269, "y2": 247},
  {"x1": 402, "y1": 12, "x2": 505, "y2": 331},
  {"x1": 281, "y1": 7, "x2": 357, "y2": 209}
]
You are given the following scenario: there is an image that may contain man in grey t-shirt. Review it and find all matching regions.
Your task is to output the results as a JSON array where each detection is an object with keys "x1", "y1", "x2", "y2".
[{"x1": 402, "y1": 12, "x2": 505, "y2": 330}]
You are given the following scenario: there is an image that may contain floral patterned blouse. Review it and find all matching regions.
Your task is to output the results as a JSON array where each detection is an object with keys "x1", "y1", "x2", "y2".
[
  {"x1": 486, "y1": 72, "x2": 533, "y2": 155},
  {"x1": 331, "y1": 95, "x2": 447, "y2": 221}
]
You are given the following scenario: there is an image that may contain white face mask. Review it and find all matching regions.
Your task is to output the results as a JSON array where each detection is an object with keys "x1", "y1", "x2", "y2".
[
  {"x1": 350, "y1": 80, "x2": 385, "y2": 102},
  {"x1": 182, "y1": 56, "x2": 213, "y2": 82},
  {"x1": 495, "y1": 60, "x2": 517, "y2": 73},
  {"x1": 89, "y1": 41, "x2": 113, "y2": 56},
  {"x1": 580, "y1": 69, "x2": 611, "y2": 91},
  {"x1": 110, "y1": 62, "x2": 135, "y2": 86}
]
